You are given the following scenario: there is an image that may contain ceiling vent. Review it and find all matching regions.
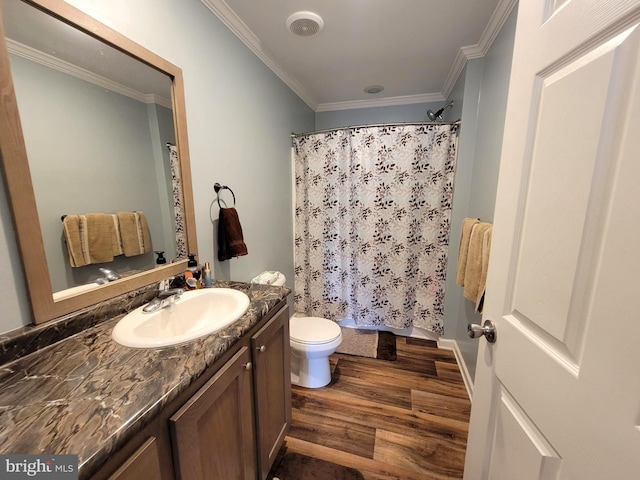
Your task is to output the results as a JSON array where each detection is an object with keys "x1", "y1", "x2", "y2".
[
  {"x1": 286, "y1": 11, "x2": 324, "y2": 37},
  {"x1": 364, "y1": 85, "x2": 384, "y2": 94}
]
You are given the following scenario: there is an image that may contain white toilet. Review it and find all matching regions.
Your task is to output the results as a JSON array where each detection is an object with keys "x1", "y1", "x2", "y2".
[{"x1": 289, "y1": 316, "x2": 342, "y2": 388}]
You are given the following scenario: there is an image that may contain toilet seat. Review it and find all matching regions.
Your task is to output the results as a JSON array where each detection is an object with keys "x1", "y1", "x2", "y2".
[{"x1": 290, "y1": 317, "x2": 341, "y2": 345}]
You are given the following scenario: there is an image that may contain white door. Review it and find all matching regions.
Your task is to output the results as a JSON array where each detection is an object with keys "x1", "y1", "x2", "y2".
[{"x1": 464, "y1": 1, "x2": 640, "y2": 479}]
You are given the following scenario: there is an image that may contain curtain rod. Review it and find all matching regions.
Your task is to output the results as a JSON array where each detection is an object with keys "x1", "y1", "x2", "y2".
[{"x1": 291, "y1": 120, "x2": 461, "y2": 139}]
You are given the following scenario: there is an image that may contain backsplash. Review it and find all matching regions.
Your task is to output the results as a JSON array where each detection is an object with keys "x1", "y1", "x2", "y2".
[{"x1": 0, "y1": 284, "x2": 157, "y2": 366}]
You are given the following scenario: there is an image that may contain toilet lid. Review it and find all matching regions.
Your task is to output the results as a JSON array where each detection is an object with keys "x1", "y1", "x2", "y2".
[{"x1": 290, "y1": 317, "x2": 342, "y2": 345}]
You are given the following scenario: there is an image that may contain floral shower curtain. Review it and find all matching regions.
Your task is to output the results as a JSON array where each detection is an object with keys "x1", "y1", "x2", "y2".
[
  {"x1": 167, "y1": 144, "x2": 187, "y2": 259},
  {"x1": 293, "y1": 124, "x2": 458, "y2": 333}
]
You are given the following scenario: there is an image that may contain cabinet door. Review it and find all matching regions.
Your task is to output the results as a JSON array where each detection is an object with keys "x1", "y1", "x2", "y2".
[
  {"x1": 107, "y1": 437, "x2": 163, "y2": 480},
  {"x1": 251, "y1": 306, "x2": 291, "y2": 480},
  {"x1": 170, "y1": 347, "x2": 256, "y2": 480}
]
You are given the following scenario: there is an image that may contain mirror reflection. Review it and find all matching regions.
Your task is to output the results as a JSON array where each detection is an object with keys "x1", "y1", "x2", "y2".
[{"x1": 3, "y1": 0, "x2": 184, "y2": 296}]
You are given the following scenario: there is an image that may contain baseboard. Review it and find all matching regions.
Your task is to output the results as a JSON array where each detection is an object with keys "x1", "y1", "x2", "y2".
[{"x1": 437, "y1": 338, "x2": 474, "y2": 401}]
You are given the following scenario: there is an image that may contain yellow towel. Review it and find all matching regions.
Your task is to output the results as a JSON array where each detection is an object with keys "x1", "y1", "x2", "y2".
[
  {"x1": 475, "y1": 226, "x2": 493, "y2": 313},
  {"x1": 116, "y1": 212, "x2": 136, "y2": 256},
  {"x1": 456, "y1": 217, "x2": 480, "y2": 286},
  {"x1": 136, "y1": 211, "x2": 152, "y2": 255},
  {"x1": 62, "y1": 215, "x2": 84, "y2": 267},
  {"x1": 62, "y1": 213, "x2": 118, "y2": 267},
  {"x1": 117, "y1": 211, "x2": 151, "y2": 256},
  {"x1": 111, "y1": 214, "x2": 123, "y2": 256},
  {"x1": 463, "y1": 222, "x2": 492, "y2": 309}
]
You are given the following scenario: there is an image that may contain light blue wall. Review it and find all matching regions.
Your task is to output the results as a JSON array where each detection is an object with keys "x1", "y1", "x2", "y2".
[
  {"x1": 443, "y1": 58, "x2": 484, "y2": 377},
  {"x1": 443, "y1": 6, "x2": 518, "y2": 382},
  {"x1": 0, "y1": 0, "x2": 314, "y2": 333},
  {"x1": 315, "y1": 102, "x2": 444, "y2": 131}
]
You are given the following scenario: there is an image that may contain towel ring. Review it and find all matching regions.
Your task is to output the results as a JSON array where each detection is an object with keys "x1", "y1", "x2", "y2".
[{"x1": 214, "y1": 183, "x2": 236, "y2": 208}]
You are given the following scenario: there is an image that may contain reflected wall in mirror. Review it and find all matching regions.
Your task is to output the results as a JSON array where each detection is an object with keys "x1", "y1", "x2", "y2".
[
  {"x1": 6, "y1": 0, "x2": 179, "y2": 293},
  {"x1": 0, "y1": 0, "x2": 197, "y2": 324}
]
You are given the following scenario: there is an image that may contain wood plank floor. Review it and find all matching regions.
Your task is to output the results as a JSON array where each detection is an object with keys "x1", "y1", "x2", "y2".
[{"x1": 276, "y1": 337, "x2": 471, "y2": 480}]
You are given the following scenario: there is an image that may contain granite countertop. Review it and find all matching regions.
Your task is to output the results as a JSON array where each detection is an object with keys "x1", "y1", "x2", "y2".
[{"x1": 0, "y1": 281, "x2": 290, "y2": 479}]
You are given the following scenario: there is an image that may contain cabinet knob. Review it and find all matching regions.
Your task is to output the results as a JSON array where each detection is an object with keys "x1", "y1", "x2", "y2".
[
  {"x1": 257, "y1": 345, "x2": 266, "y2": 353},
  {"x1": 243, "y1": 362, "x2": 252, "y2": 370}
]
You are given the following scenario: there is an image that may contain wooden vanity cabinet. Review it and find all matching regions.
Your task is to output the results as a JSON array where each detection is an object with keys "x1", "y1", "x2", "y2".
[
  {"x1": 170, "y1": 347, "x2": 257, "y2": 480},
  {"x1": 169, "y1": 304, "x2": 291, "y2": 480},
  {"x1": 251, "y1": 305, "x2": 291, "y2": 480},
  {"x1": 90, "y1": 302, "x2": 290, "y2": 480}
]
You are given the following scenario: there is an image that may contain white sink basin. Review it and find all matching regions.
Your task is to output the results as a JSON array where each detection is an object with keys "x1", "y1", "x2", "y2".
[{"x1": 112, "y1": 288, "x2": 250, "y2": 348}]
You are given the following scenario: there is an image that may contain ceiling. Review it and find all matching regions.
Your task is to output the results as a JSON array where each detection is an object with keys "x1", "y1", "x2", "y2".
[{"x1": 201, "y1": 0, "x2": 514, "y2": 111}]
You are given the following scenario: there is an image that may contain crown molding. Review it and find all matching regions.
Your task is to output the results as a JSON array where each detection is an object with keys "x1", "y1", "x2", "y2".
[
  {"x1": 145, "y1": 94, "x2": 172, "y2": 109},
  {"x1": 200, "y1": 0, "x2": 318, "y2": 110},
  {"x1": 7, "y1": 39, "x2": 172, "y2": 108},
  {"x1": 441, "y1": 0, "x2": 518, "y2": 98},
  {"x1": 316, "y1": 92, "x2": 445, "y2": 113}
]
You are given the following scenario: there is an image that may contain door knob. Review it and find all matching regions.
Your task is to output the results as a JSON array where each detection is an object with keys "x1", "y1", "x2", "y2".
[
  {"x1": 468, "y1": 320, "x2": 497, "y2": 343},
  {"x1": 243, "y1": 362, "x2": 252, "y2": 370},
  {"x1": 257, "y1": 345, "x2": 266, "y2": 353}
]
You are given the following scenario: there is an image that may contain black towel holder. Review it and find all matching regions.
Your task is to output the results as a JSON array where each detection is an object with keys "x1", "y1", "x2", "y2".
[{"x1": 214, "y1": 183, "x2": 236, "y2": 208}]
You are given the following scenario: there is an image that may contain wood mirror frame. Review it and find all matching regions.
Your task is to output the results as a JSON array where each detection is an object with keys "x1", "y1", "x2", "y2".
[{"x1": 0, "y1": 0, "x2": 197, "y2": 324}]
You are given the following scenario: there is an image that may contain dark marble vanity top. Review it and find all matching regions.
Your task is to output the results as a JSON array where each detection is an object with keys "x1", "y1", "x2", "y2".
[{"x1": 0, "y1": 281, "x2": 290, "y2": 479}]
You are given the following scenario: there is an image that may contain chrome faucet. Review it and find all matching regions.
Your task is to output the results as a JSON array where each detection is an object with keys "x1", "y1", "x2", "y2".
[
  {"x1": 95, "y1": 268, "x2": 121, "y2": 284},
  {"x1": 143, "y1": 287, "x2": 185, "y2": 313}
]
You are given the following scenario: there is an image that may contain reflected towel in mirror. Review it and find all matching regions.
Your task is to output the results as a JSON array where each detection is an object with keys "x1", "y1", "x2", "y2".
[
  {"x1": 62, "y1": 213, "x2": 120, "y2": 267},
  {"x1": 117, "y1": 211, "x2": 151, "y2": 256}
]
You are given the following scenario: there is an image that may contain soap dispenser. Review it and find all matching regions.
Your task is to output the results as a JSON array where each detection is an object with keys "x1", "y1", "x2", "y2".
[
  {"x1": 155, "y1": 251, "x2": 167, "y2": 265},
  {"x1": 187, "y1": 253, "x2": 201, "y2": 281},
  {"x1": 187, "y1": 253, "x2": 197, "y2": 269}
]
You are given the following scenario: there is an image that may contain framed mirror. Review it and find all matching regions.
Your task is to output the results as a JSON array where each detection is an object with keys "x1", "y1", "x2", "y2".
[{"x1": 0, "y1": 0, "x2": 197, "y2": 324}]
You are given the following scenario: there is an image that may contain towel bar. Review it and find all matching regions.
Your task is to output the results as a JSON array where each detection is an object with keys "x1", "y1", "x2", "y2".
[{"x1": 214, "y1": 183, "x2": 236, "y2": 208}]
